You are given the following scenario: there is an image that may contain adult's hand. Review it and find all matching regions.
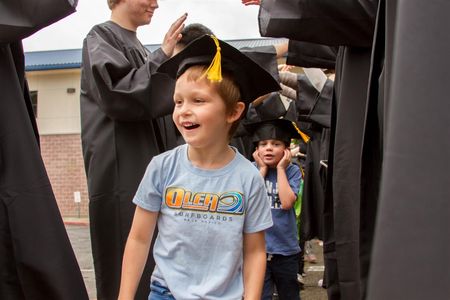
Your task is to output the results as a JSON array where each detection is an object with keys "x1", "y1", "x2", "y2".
[
  {"x1": 161, "y1": 13, "x2": 188, "y2": 57},
  {"x1": 241, "y1": 0, "x2": 260, "y2": 6}
]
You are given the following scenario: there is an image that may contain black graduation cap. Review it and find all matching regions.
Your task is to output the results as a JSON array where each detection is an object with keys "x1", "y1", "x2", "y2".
[
  {"x1": 240, "y1": 45, "x2": 280, "y2": 82},
  {"x1": 157, "y1": 35, "x2": 281, "y2": 104},
  {"x1": 245, "y1": 118, "x2": 303, "y2": 145}
]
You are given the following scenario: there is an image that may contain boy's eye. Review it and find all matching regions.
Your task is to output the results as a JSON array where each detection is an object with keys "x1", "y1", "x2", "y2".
[
  {"x1": 174, "y1": 99, "x2": 183, "y2": 105},
  {"x1": 194, "y1": 98, "x2": 205, "y2": 103}
]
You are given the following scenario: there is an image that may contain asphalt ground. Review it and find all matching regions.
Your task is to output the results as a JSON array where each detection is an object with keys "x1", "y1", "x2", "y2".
[{"x1": 66, "y1": 223, "x2": 327, "y2": 300}]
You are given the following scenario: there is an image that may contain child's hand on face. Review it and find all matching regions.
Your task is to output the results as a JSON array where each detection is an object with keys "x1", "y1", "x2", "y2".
[
  {"x1": 277, "y1": 149, "x2": 291, "y2": 170},
  {"x1": 253, "y1": 149, "x2": 267, "y2": 169}
]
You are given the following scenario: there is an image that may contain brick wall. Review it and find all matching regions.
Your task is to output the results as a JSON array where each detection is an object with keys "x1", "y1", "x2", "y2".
[{"x1": 40, "y1": 134, "x2": 89, "y2": 217}]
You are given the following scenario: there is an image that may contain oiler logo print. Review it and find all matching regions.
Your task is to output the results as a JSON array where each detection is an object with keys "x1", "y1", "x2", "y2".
[{"x1": 165, "y1": 187, "x2": 244, "y2": 215}]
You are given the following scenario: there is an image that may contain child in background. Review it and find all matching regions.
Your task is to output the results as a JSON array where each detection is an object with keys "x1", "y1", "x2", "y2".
[
  {"x1": 118, "y1": 35, "x2": 280, "y2": 300},
  {"x1": 246, "y1": 118, "x2": 303, "y2": 300}
]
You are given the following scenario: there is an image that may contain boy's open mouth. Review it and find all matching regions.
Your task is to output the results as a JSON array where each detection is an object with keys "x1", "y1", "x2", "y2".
[{"x1": 183, "y1": 122, "x2": 200, "y2": 130}]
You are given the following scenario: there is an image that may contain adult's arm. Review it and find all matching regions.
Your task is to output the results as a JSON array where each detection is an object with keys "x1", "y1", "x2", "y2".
[
  {"x1": 280, "y1": 83, "x2": 297, "y2": 101},
  {"x1": 0, "y1": 0, "x2": 77, "y2": 43},
  {"x1": 279, "y1": 67, "x2": 327, "y2": 103},
  {"x1": 82, "y1": 29, "x2": 175, "y2": 121},
  {"x1": 258, "y1": 0, "x2": 378, "y2": 47},
  {"x1": 81, "y1": 14, "x2": 186, "y2": 121},
  {"x1": 296, "y1": 73, "x2": 333, "y2": 128},
  {"x1": 287, "y1": 40, "x2": 337, "y2": 69}
]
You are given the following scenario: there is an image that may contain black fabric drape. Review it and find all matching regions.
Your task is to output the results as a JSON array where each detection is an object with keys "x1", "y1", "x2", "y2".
[
  {"x1": 0, "y1": 1, "x2": 88, "y2": 299},
  {"x1": 367, "y1": 1, "x2": 450, "y2": 299},
  {"x1": 257, "y1": 1, "x2": 378, "y2": 298},
  {"x1": 296, "y1": 74, "x2": 333, "y2": 128},
  {"x1": 259, "y1": 0, "x2": 377, "y2": 47},
  {"x1": 300, "y1": 128, "x2": 326, "y2": 241},
  {"x1": 0, "y1": 0, "x2": 77, "y2": 43},
  {"x1": 292, "y1": 74, "x2": 333, "y2": 242},
  {"x1": 287, "y1": 41, "x2": 338, "y2": 70}
]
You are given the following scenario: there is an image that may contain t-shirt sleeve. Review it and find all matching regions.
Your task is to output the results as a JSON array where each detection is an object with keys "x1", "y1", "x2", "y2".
[
  {"x1": 244, "y1": 175, "x2": 273, "y2": 233},
  {"x1": 287, "y1": 164, "x2": 302, "y2": 195},
  {"x1": 133, "y1": 157, "x2": 163, "y2": 212}
]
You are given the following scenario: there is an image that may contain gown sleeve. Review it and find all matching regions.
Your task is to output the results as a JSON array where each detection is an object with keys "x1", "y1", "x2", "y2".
[
  {"x1": 0, "y1": 0, "x2": 77, "y2": 43},
  {"x1": 82, "y1": 28, "x2": 175, "y2": 121},
  {"x1": 287, "y1": 40, "x2": 337, "y2": 69},
  {"x1": 296, "y1": 73, "x2": 333, "y2": 128},
  {"x1": 258, "y1": 0, "x2": 378, "y2": 47}
]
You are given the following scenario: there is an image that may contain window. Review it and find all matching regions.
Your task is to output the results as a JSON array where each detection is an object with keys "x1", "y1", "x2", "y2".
[{"x1": 30, "y1": 90, "x2": 38, "y2": 118}]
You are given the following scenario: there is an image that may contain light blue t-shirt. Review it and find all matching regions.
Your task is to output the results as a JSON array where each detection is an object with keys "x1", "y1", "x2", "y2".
[
  {"x1": 254, "y1": 163, "x2": 301, "y2": 255},
  {"x1": 133, "y1": 144, "x2": 273, "y2": 300}
]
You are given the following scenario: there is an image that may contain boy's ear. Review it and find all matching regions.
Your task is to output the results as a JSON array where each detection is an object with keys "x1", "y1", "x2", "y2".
[{"x1": 227, "y1": 101, "x2": 245, "y2": 123}]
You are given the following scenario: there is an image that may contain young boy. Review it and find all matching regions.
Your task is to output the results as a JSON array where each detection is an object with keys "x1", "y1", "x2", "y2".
[
  {"x1": 118, "y1": 35, "x2": 281, "y2": 300},
  {"x1": 247, "y1": 118, "x2": 302, "y2": 300}
]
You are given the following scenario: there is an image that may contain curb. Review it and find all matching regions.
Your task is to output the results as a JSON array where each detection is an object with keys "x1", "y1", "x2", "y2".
[{"x1": 64, "y1": 219, "x2": 89, "y2": 226}]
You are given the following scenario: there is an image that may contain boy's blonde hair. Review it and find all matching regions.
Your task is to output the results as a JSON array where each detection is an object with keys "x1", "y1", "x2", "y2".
[{"x1": 182, "y1": 65, "x2": 243, "y2": 138}]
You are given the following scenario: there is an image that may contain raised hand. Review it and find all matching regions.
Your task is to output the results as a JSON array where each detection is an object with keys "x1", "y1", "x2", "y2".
[
  {"x1": 278, "y1": 64, "x2": 294, "y2": 72},
  {"x1": 277, "y1": 149, "x2": 292, "y2": 170},
  {"x1": 241, "y1": 0, "x2": 261, "y2": 6},
  {"x1": 161, "y1": 13, "x2": 188, "y2": 57},
  {"x1": 253, "y1": 149, "x2": 268, "y2": 178},
  {"x1": 252, "y1": 149, "x2": 267, "y2": 169}
]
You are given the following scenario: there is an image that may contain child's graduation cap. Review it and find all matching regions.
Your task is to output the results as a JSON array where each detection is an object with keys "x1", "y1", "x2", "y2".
[
  {"x1": 245, "y1": 118, "x2": 309, "y2": 145},
  {"x1": 157, "y1": 35, "x2": 281, "y2": 104}
]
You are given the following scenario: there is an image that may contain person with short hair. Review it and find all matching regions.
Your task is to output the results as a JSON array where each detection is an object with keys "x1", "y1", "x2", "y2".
[
  {"x1": 80, "y1": 1, "x2": 186, "y2": 298},
  {"x1": 173, "y1": 23, "x2": 215, "y2": 55},
  {"x1": 118, "y1": 35, "x2": 280, "y2": 300}
]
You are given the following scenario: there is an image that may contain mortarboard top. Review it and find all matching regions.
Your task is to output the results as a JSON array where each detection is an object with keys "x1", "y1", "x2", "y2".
[
  {"x1": 245, "y1": 118, "x2": 302, "y2": 145},
  {"x1": 240, "y1": 45, "x2": 280, "y2": 82},
  {"x1": 157, "y1": 35, "x2": 280, "y2": 104}
]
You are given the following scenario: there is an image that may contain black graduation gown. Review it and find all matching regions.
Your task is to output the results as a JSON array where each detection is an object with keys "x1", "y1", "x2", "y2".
[
  {"x1": 257, "y1": 1, "x2": 378, "y2": 299},
  {"x1": 0, "y1": 1, "x2": 88, "y2": 299},
  {"x1": 366, "y1": 1, "x2": 450, "y2": 299},
  {"x1": 287, "y1": 41, "x2": 338, "y2": 70},
  {"x1": 284, "y1": 57, "x2": 335, "y2": 243},
  {"x1": 80, "y1": 21, "x2": 177, "y2": 300},
  {"x1": 295, "y1": 75, "x2": 334, "y2": 243}
]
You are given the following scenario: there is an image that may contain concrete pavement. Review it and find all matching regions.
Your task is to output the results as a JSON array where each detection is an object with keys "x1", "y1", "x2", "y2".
[
  {"x1": 65, "y1": 222, "x2": 326, "y2": 300},
  {"x1": 66, "y1": 222, "x2": 96, "y2": 300}
]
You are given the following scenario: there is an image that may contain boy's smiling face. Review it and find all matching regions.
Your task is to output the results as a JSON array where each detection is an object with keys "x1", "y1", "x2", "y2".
[{"x1": 172, "y1": 72, "x2": 236, "y2": 149}]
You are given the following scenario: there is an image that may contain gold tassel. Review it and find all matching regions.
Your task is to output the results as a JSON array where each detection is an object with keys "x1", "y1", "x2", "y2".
[
  {"x1": 202, "y1": 35, "x2": 222, "y2": 82},
  {"x1": 292, "y1": 121, "x2": 310, "y2": 143}
]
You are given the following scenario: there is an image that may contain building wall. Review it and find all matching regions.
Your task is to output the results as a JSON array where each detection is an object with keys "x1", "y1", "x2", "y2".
[
  {"x1": 40, "y1": 134, "x2": 89, "y2": 217},
  {"x1": 27, "y1": 69, "x2": 81, "y2": 135},
  {"x1": 27, "y1": 69, "x2": 89, "y2": 217}
]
